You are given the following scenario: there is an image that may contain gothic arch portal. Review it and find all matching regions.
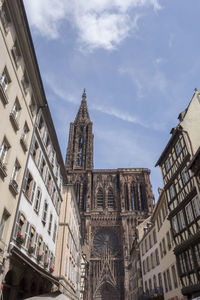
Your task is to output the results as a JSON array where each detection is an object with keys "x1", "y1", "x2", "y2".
[{"x1": 94, "y1": 282, "x2": 120, "y2": 300}]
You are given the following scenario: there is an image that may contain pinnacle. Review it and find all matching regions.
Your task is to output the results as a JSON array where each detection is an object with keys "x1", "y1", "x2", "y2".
[{"x1": 82, "y1": 88, "x2": 87, "y2": 101}]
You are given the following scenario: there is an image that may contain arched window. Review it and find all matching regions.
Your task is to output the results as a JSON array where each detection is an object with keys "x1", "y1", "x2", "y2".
[
  {"x1": 77, "y1": 136, "x2": 83, "y2": 166},
  {"x1": 140, "y1": 184, "x2": 147, "y2": 211},
  {"x1": 125, "y1": 183, "x2": 129, "y2": 211},
  {"x1": 108, "y1": 189, "x2": 114, "y2": 208},
  {"x1": 97, "y1": 189, "x2": 103, "y2": 208},
  {"x1": 82, "y1": 184, "x2": 87, "y2": 211}
]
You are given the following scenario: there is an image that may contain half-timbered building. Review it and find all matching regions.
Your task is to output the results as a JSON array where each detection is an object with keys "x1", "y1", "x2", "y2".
[{"x1": 156, "y1": 89, "x2": 200, "y2": 298}]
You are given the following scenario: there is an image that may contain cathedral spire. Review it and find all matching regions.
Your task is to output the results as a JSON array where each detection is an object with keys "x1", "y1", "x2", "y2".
[
  {"x1": 75, "y1": 89, "x2": 90, "y2": 124},
  {"x1": 65, "y1": 90, "x2": 94, "y2": 170}
]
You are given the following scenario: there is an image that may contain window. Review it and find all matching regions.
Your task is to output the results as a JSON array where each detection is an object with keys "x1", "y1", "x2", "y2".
[
  {"x1": 171, "y1": 265, "x2": 178, "y2": 288},
  {"x1": 29, "y1": 96, "x2": 36, "y2": 116},
  {"x1": 159, "y1": 242, "x2": 163, "y2": 258},
  {"x1": 36, "y1": 236, "x2": 43, "y2": 256},
  {"x1": 10, "y1": 160, "x2": 20, "y2": 190},
  {"x1": 149, "y1": 235, "x2": 152, "y2": 248},
  {"x1": 97, "y1": 189, "x2": 103, "y2": 207},
  {"x1": 0, "y1": 138, "x2": 9, "y2": 165},
  {"x1": 0, "y1": 5, "x2": 10, "y2": 32},
  {"x1": 165, "y1": 157, "x2": 171, "y2": 172},
  {"x1": 48, "y1": 213, "x2": 53, "y2": 234},
  {"x1": 153, "y1": 230, "x2": 157, "y2": 244},
  {"x1": 175, "y1": 140, "x2": 182, "y2": 156},
  {"x1": 163, "y1": 271, "x2": 168, "y2": 292},
  {"x1": 11, "y1": 98, "x2": 21, "y2": 120},
  {"x1": 194, "y1": 244, "x2": 200, "y2": 267},
  {"x1": 155, "y1": 248, "x2": 160, "y2": 265},
  {"x1": 181, "y1": 169, "x2": 190, "y2": 185},
  {"x1": 166, "y1": 269, "x2": 172, "y2": 290},
  {"x1": 0, "y1": 67, "x2": 11, "y2": 92},
  {"x1": 21, "y1": 71, "x2": 29, "y2": 94},
  {"x1": 192, "y1": 195, "x2": 200, "y2": 218},
  {"x1": 171, "y1": 216, "x2": 179, "y2": 234},
  {"x1": 53, "y1": 223, "x2": 57, "y2": 243},
  {"x1": 31, "y1": 139, "x2": 39, "y2": 162},
  {"x1": 185, "y1": 202, "x2": 194, "y2": 224},
  {"x1": 14, "y1": 212, "x2": 26, "y2": 237},
  {"x1": 11, "y1": 41, "x2": 21, "y2": 66},
  {"x1": 153, "y1": 275, "x2": 157, "y2": 290},
  {"x1": 151, "y1": 253, "x2": 154, "y2": 269},
  {"x1": 23, "y1": 170, "x2": 36, "y2": 203},
  {"x1": 166, "y1": 231, "x2": 171, "y2": 250},
  {"x1": 42, "y1": 201, "x2": 48, "y2": 223},
  {"x1": 162, "y1": 238, "x2": 166, "y2": 255},
  {"x1": 21, "y1": 122, "x2": 29, "y2": 142},
  {"x1": 108, "y1": 189, "x2": 114, "y2": 208},
  {"x1": 169, "y1": 184, "x2": 176, "y2": 200},
  {"x1": 34, "y1": 188, "x2": 42, "y2": 213},
  {"x1": 0, "y1": 210, "x2": 10, "y2": 240},
  {"x1": 177, "y1": 210, "x2": 186, "y2": 231},
  {"x1": 20, "y1": 123, "x2": 29, "y2": 152},
  {"x1": 158, "y1": 273, "x2": 162, "y2": 288}
]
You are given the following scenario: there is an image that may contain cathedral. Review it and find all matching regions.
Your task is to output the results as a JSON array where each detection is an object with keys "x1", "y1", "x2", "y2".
[{"x1": 65, "y1": 90, "x2": 154, "y2": 300}]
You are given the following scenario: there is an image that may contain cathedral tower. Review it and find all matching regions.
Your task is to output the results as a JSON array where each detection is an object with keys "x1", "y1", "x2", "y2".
[
  {"x1": 65, "y1": 91, "x2": 154, "y2": 300},
  {"x1": 66, "y1": 89, "x2": 93, "y2": 171}
]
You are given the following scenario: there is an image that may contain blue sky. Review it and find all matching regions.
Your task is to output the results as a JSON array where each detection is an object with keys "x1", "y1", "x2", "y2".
[{"x1": 24, "y1": 0, "x2": 200, "y2": 200}]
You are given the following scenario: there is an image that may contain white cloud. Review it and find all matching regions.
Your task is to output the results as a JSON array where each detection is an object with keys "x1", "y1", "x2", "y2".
[
  {"x1": 119, "y1": 65, "x2": 167, "y2": 97},
  {"x1": 24, "y1": 0, "x2": 161, "y2": 50}
]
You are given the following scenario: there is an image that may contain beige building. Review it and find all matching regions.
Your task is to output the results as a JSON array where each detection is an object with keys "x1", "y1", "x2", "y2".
[
  {"x1": 156, "y1": 90, "x2": 200, "y2": 298},
  {"x1": 152, "y1": 189, "x2": 183, "y2": 300},
  {"x1": 139, "y1": 218, "x2": 162, "y2": 300},
  {"x1": 55, "y1": 184, "x2": 82, "y2": 300},
  {"x1": 0, "y1": 0, "x2": 45, "y2": 283}
]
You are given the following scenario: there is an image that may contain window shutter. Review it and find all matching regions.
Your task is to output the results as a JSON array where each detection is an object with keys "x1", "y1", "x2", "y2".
[{"x1": 24, "y1": 222, "x2": 30, "y2": 248}]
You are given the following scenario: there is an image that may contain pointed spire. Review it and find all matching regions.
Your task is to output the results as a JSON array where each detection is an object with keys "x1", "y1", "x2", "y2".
[
  {"x1": 82, "y1": 88, "x2": 87, "y2": 101},
  {"x1": 74, "y1": 89, "x2": 90, "y2": 123}
]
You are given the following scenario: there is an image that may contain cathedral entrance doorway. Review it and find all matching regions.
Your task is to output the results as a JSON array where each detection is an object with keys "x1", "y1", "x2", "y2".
[{"x1": 94, "y1": 282, "x2": 120, "y2": 300}]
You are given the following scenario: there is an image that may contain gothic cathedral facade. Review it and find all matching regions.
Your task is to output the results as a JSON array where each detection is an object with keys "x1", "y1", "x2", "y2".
[{"x1": 65, "y1": 91, "x2": 154, "y2": 300}]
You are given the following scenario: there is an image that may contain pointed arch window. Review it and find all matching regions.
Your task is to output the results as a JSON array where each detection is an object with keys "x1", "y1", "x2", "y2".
[
  {"x1": 125, "y1": 183, "x2": 129, "y2": 211},
  {"x1": 131, "y1": 186, "x2": 135, "y2": 211},
  {"x1": 77, "y1": 136, "x2": 83, "y2": 166},
  {"x1": 108, "y1": 189, "x2": 114, "y2": 208},
  {"x1": 97, "y1": 188, "x2": 103, "y2": 208}
]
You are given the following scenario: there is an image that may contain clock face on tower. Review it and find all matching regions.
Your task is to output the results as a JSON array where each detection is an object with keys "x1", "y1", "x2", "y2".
[{"x1": 93, "y1": 229, "x2": 119, "y2": 257}]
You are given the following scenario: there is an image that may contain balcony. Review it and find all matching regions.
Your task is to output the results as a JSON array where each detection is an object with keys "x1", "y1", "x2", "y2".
[
  {"x1": 9, "y1": 179, "x2": 19, "y2": 196},
  {"x1": 0, "y1": 159, "x2": 7, "y2": 179}
]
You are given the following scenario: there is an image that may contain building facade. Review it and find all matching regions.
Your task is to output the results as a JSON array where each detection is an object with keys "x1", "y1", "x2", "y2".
[
  {"x1": 1, "y1": 96, "x2": 66, "y2": 300},
  {"x1": 152, "y1": 189, "x2": 183, "y2": 300},
  {"x1": 55, "y1": 184, "x2": 82, "y2": 300},
  {"x1": 0, "y1": 0, "x2": 46, "y2": 287},
  {"x1": 156, "y1": 90, "x2": 200, "y2": 298},
  {"x1": 0, "y1": 1, "x2": 67, "y2": 299},
  {"x1": 139, "y1": 219, "x2": 162, "y2": 300},
  {"x1": 65, "y1": 91, "x2": 155, "y2": 300}
]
